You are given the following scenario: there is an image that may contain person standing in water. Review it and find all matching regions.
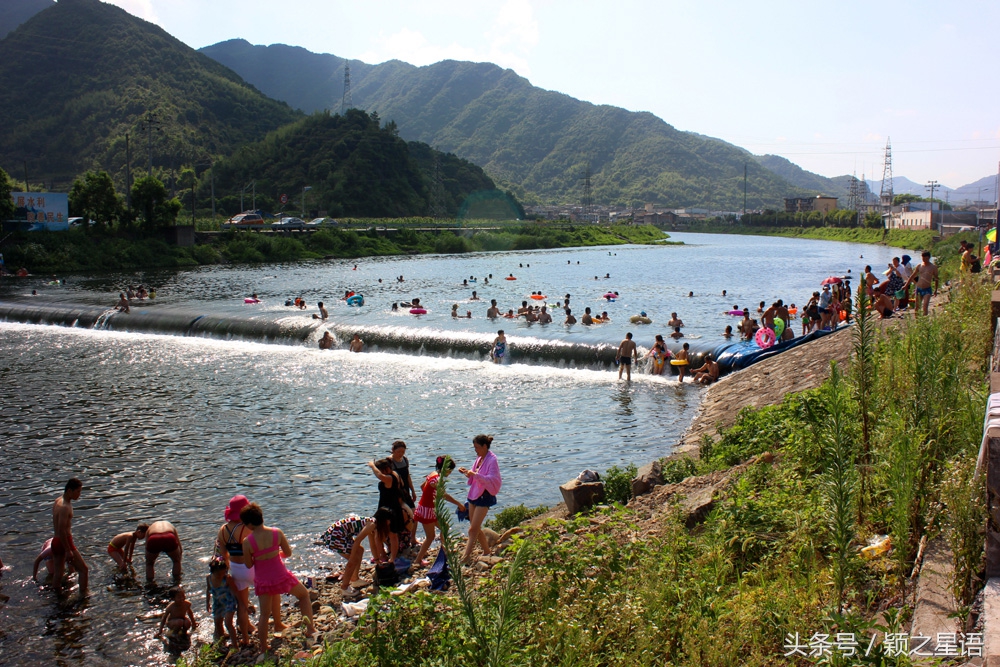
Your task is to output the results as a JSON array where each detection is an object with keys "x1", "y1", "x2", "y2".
[
  {"x1": 349, "y1": 334, "x2": 364, "y2": 352},
  {"x1": 145, "y1": 520, "x2": 183, "y2": 582},
  {"x1": 52, "y1": 477, "x2": 88, "y2": 596},
  {"x1": 313, "y1": 302, "x2": 328, "y2": 320},
  {"x1": 487, "y1": 300, "x2": 500, "y2": 319},
  {"x1": 490, "y1": 330, "x2": 507, "y2": 363},
  {"x1": 319, "y1": 331, "x2": 334, "y2": 350},
  {"x1": 616, "y1": 332, "x2": 638, "y2": 381}
]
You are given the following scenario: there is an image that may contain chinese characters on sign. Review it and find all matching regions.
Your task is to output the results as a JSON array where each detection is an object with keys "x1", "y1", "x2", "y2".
[
  {"x1": 9, "y1": 192, "x2": 69, "y2": 231},
  {"x1": 784, "y1": 632, "x2": 982, "y2": 659}
]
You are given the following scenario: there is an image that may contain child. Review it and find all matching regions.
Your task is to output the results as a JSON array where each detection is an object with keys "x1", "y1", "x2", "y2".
[
  {"x1": 675, "y1": 343, "x2": 690, "y2": 383},
  {"x1": 321, "y1": 508, "x2": 393, "y2": 600},
  {"x1": 156, "y1": 586, "x2": 196, "y2": 639},
  {"x1": 490, "y1": 330, "x2": 507, "y2": 364},
  {"x1": 206, "y1": 557, "x2": 240, "y2": 644},
  {"x1": 723, "y1": 325, "x2": 733, "y2": 339},
  {"x1": 414, "y1": 457, "x2": 466, "y2": 566},
  {"x1": 108, "y1": 523, "x2": 149, "y2": 569}
]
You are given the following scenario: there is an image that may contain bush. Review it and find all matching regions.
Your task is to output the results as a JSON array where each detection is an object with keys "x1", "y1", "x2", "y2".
[
  {"x1": 487, "y1": 504, "x2": 548, "y2": 532},
  {"x1": 660, "y1": 455, "x2": 701, "y2": 484},
  {"x1": 603, "y1": 464, "x2": 637, "y2": 504}
]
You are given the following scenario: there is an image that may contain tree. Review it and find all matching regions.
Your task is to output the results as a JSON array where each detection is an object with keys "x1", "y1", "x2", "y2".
[
  {"x1": 0, "y1": 167, "x2": 13, "y2": 221},
  {"x1": 69, "y1": 170, "x2": 124, "y2": 229},
  {"x1": 131, "y1": 175, "x2": 181, "y2": 230}
]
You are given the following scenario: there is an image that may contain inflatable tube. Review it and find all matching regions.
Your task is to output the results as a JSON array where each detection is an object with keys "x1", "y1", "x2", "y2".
[
  {"x1": 727, "y1": 310, "x2": 745, "y2": 316},
  {"x1": 603, "y1": 292, "x2": 617, "y2": 299},
  {"x1": 244, "y1": 298, "x2": 260, "y2": 304},
  {"x1": 530, "y1": 294, "x2": 545, "y2": 300},
  {"x1": 346, "y1": 295, "x2": 364, "y2": 306},
  {"x1": 670, "y1": 359, "x2": 688, "y2": 366},
  {"x1": 754, "y1": 327, "x2": 776, "y2": 349},
  {"x1": 839, "y1": 310, "x2": 847, "y2": 321},
  {"x1": 409, "y1": 308, "x2": 427, "y2": 315},
  {"x1": 772, "y1": 317, "x2": 785, "y2": 338},
  {"x1": 630, "y1": 316, "x2": 652, "y2": 324},
  {"x1": 788, "y1": 308, "x2": 798, "y2": 315},
  {"x1": 505, "y1": 277, "x2": 517, "y2": 281}
]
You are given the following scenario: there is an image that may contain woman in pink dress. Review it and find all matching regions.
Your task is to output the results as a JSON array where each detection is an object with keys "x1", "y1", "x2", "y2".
[
  {"x1": 240, "y1": 503, "x2": 316, "y2": 652},
  {"x1": 458, "y1": 434, "x2": 502, "y2": 564}
]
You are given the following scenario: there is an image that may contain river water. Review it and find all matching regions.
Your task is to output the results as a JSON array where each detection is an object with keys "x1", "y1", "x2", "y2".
[{"x1": 0, "y1": 232, "x2": 912, "y2": 665}]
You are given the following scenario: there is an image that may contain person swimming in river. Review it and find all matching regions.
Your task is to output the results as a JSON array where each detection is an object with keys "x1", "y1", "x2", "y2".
[
  {"x1": 319, "y1": 332, "x2": 334, "y2": 350},
  {"x1": 490, "y1": 330, "x2": 507, "y2": 364},
  {"x1": 470, "y1": 291, "x2": 480, "y2": 301},
  {"x1": 670, "y1": 326, "x2": 684, "y2": 340},
  {"x1": 503, "y1": 309, "x2": 515, "y2": 318},
  {"x1": 564, "y1": 308, "x2": 577, "y2": 324},
  {"x1": 452, "y1": 304, "x2": 472, "y2": 319},
  {"x1": 581, "y1": 307, "x2": 594, "y2": 325}
]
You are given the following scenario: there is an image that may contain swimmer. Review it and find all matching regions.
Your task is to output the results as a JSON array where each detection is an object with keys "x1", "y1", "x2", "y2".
[
  {"x1": 353, "y1": 265, "x2": 357, "y2": 270},
  {"x1": 688, "y1": 291, "x2": 694, "y2": 298},
  {"x1": 581, "y1": 307, "x2": 594, "y2": 325},
  {"x1": 564, "y1": 294, "x2": 571, "y2": 307},
  {"x1": 616, "y1": 332, "x2": 638, "y2": 381},
  {"x1": 564, "y1": 308, "x2": 577, "y2": 325},
  {"x1": 451, "y1": 304, "x2": 472, "y2": 319},
  {"x1": 285, "y1": 299, "x2": 293, "y2": 307},
  {"x1": 666, "y1": 313, "x2": 684, "y2": 328},
  {"x1": 605, "y1": 291, "x2": 619, "y2": 300},
  {"x1": 115, "y1": 293, "x2": 130, "y2": 313},
  {"x1": 503, "y1": 309, "x2": 515, "y2": 318},
  {"x1": 723, "y1": 325, "x2": 734, "y2": 339},
  {"x1": 156, "y1": 586, "x2": 196, "y2": 639},
  {"x1": 490, "y1": 330, "x2": 507, "y2": 364},
  {"x1": 52, "y1": 477, "x2": 88, "y2": 595},
  {"x1": 319, "y1": 332, "x2": 334, "y2": 350},
  {"x1": 722, "y1": 290, "x2": 727, "y2": 297},
  {"x1": 519, "y1": 264, "x2": 523, "y2": 268},
  {"x1": 537, "y1": 306, "x2": 552, "y2": 324},
  {"x1": 33, "y1": 538, "x2": 73, "y2": 580},
  {"x1": 463, "y1": 280, "x2": 468, "y2": 286},
  {"x1": 470, "y1": 291, "x2": 480, "y2": 301},
  {"x1": 517, "y1": 301, "x2": 529, "y2": 316},
  {"x1": 487, "y1": 299, "x2": 500, "y2": 318},
  {"x1": 605, "y1": 273, "x2": 610, "y2": 279},
  {"x1": 524, "y1": 308, "x2": 538, "y2": 322},
  {"x1": 32, "y1": 289, "x2": 37, "y2": 295},
  {"x1": 600, "y1": 311, "x2": 610, "y2": 322},
  {"x1": 349, "y1": 334, "x2": 364, "y2": 352},
  {"x1": 108, "y1": 523, "x2": 149, "y2": 570},
  {"x1": 391, "y1": 303, "x2": 399, "y2": 311},
  {"x1": 483, "y1": 277, "x2": 489, "y2": 285},
  {"x1": 378, "y1": 278, "x2": 382, "y2": 283},
  {"x1": 398, "y1": 275, "x2": 404, "y2": 283},
  {"x1": 757, "y1": 301, "x2": 766, "y2": 314},
  {"x1": 297, "y1": 297, "x2": 306, "y2": 310},
  {"x1": 313, "y1": 302, "x2": 328, "y2": 320},
  {"x1": 145, "y1": 520, "x2": 182, "y2": 582},
  {"x1": 670, "y1": 326, "x2": 684, "y2": 340}
]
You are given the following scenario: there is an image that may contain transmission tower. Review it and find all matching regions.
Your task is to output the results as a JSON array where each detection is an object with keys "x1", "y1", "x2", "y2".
[
  {"x1": 879, "y1": 138, "x2": 894, "y2": 212},
  {"x1": 341, "y1": 60, "x2": 353, "y2": 115},
  {"x1": 847, "y1": 172, "x2": 861, "y2": 212},
  {"x1": 582, "y1": 163, "x2": 593, "y2": 221}
]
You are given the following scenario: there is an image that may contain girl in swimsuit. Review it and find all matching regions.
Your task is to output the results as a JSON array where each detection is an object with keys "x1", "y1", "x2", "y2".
[
  {"x1": 490, "y1": 330, "x2": 507, "y2": 364},
  {"x1": 240, "y1": 502, "x2": 316, "y2": 653},
  {"x1": 413, "y1": 456, "x2": 466, "y2": 566}
]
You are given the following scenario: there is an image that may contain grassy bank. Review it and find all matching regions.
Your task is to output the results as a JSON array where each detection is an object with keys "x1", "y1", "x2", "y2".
[
  {"x1": 1, "y1": 223, "x2": 671, "y2": 274},
  {"x1": 176, "y1": 275, "x2": 989, "y2": 666},
  {"x1": 681, "y1": 223, "x2": 939, "y2": 250}
]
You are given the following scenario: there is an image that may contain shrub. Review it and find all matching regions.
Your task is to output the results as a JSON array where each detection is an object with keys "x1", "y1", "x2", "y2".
[
  {"x1": 487, "y1": 504, "x2": 548, "y2": 532},
  {"x1": 603, "y1": 464, "x2": 637, "y2": 504},
  {"x1": 660, "y1": 455, "x2": 701, "y2": 484}
]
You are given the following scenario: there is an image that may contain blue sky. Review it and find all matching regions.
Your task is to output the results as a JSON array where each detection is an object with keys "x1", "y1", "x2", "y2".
[{"x1": 107, "y1": 0, "x2": 1000, "y2": 189}]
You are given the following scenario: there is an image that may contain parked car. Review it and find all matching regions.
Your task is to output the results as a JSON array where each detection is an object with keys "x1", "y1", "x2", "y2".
[
  {"x1": 68, "y1": 217, "x2": 96, "y2": 227},
  {"x1": 222, "y1": 212, "x2": 266, "y2": 230},
  {"x1": 272, "y1": 217, "x2": 307, "y2": 230}
]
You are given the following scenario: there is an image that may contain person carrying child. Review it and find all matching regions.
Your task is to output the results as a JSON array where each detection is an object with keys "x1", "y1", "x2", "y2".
[
  {"x1": 414, "y1": 456, "x2": 466, "y2": 566},
  {"x1": 107, "y1": 523, "x2": 148, "y2": 570},
  {"x1": 156, "y1": 586, "x2": 196, "y2": 639},
  {"x1": 206, "y1": 557, "x2": 242, "y2": 645}
]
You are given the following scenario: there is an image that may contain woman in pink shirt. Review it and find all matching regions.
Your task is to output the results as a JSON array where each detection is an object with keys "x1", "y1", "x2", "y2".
[{"x1": 458, "y1": 434, "x2": 502, "y2": 564}]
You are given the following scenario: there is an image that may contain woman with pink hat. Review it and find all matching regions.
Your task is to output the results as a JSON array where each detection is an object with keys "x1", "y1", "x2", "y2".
[{"x1": 215, "y1": 494, "x2": 263, "y2": 644}]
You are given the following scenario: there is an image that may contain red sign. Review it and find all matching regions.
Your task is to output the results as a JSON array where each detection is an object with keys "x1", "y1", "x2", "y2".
[{"x1": 279, "y1": 194, "x2": 288, "y2": 204}]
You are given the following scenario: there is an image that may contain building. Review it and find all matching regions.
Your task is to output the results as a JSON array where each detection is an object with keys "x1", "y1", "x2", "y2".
[
  {"x1": 783, "y1": 195, "x2": 839, "y2": 214},
  {"x1": 883, "y1": 207, "x2": 977, "y2": 234}
]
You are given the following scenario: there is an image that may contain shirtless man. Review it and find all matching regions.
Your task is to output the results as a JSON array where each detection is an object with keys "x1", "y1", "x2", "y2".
[
  {"x1": 524, "y1": 307, "x2": 538, "y2": 322},
  {"x1": 349, "y1": 334, "x2": 364, "y2": 352},
  {"x1": 313, "y1": 302, "x2": 328, "y2": 320},
  {"x1": 738, "y1": 310, "x2": 754, "y2": 340},
  {"x1": 666, "y1": 312, "x2": 684, "y2": 328},
  {"x1": 145, "y1": 520, "x2": 182, "y2": 582},
  {"x1": 517, "y1": 301, "x2": 529, "y2": 316},
  {"x1": 581, "y1": 307, "x2": 594, "y2": 325},
  {"x1": 115, "y1": 293, "x2": 130, "y2": 314},
  {"x1": 319, "y1": 331, "x2": 334, "y2": 350},
  {"x1": 52, "y1": 478, "x2": 88, "y2": 595},
  {"x1": 470, "y1": 291, "x2": 481, "y2": 301},
  {"x1": 692, "y1": 354, "x2": 720, "y2": 385},
  {"x1": 669, "y1": 326, "x2": 684, "y2": 340},
  {"x1": 616, "y1": 333, "x2": 638, "y2": 381},
  {"x1": 863, "y1": 265, "x2": 878, "y2": 298},
  {"x1": 775, "y1": 300, "x2": 793, "y2": 341},
  {"x1": 564, "y1": 308, "x2": 577, "y2": 325},
  {"x1": 486, "y1": 300, "x2": 500, "y2": 319},
  {"x1": 537, "y1": 306, "x2": 552, "y2": 324},
  {"x1": 904, "y1": 251, "x2": 939, "y2": 316}
]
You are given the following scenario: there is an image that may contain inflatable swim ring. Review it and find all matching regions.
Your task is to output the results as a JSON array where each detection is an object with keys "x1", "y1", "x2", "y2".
[
  {"x1": 630, "y1": 315, "x2": 652, "y2": 324},
  {"x1": 839, "y1": 310, "x2": 847, "y2": 321},
  {"x1": 772, "y1": 317, "x2": 785, "y2": 338},
  {"x1": 530, "y1": 294, "x2": 545, "y2": 300},
  {"x1": 410, "y1": 308, "x2": 427, "y2": 315},
  {"x1": 346, "y1": 294, "x2": 364, "y2": 306},
  {"x1": 505, "y1": 277, "x2": 517, "y2": 281},
  {"x1": 244, "y1": 298, "x2": 260, "y2": 304},
  {"x1": 670, "y1": 359, "x2": 688, "y2": 366},
  {"x1": 754, "y1": 327, "x2": 776, "y2": 349},
  {"x1": 603, "y1": 292, "x2": 617, "y2": 299},
  {"x1": 344, "y1": 291, "x2": 355, "y2": 299},
  {"x1": 728, "y1": 310, "x2": 745, "y2": 316},
  {"x1": 788, "y1": 308, "x2": 798, "y2": 315}
]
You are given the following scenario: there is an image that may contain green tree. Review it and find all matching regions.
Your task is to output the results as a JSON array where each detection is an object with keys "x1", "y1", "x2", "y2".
[
  {"x1": 69, "y1": 170, "x2": 124, "y2": 229},
  {"x1": 0, "y1": 167, "x2": 14, "y2": 221},
  {"x1": 131, "y1": 175, "x2": 181, "y2": 230}
]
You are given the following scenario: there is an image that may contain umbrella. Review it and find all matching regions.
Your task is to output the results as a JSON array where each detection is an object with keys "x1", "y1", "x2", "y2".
[
  {"x1": 987, "y1": 228, "x2": 996, "y2": 243},
  {"x1": 821, "y1": 276, "x2": 843, "y2": 286}
]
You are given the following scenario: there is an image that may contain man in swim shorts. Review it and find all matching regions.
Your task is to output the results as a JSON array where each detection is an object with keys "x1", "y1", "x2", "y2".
[
  {"x1": 581, "y1": 307, "x2": 594, "y2": 325},
  {"x1": 145, "y1": 520, "x2": 182, "y2": 582},
  {"x1": 487, "y1": 300, "x2": 500, "y2": 319},
  {"x1": 667, "y1": 312, "x2": 684, "y2": 328},
  {"x1": 904, "y1": 251, "x2": 939, "y2": 316},
  {"x1": 616, "y1": 333, "x2": 638, "y2": 381},
  {"x1": 52, "y1": 477, "x2": 88, "y2": 595},
  {"x1": 313, "y1": 302, "x2": 328, "y2": 320},
  {"x1": 692, "y1": 354, "x2": 720, "y2": 385},
  {"x1": 349, "y1": 334, "x2": 364, "y2": 352},
  {"x1": 564, "y1": 308, "x2": 577, "y2": 325}
]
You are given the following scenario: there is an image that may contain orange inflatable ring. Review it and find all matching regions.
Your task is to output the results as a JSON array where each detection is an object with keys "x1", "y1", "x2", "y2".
[
  {"x1": 839, "y1": 310, "x2": 847, "y2": 321},
  {"x1": 788, "y1": 308, "x2": 797, "y2": 315},
  {"x1": 530, "y1": 294, "x2": 545, "y2": 300},
  {"x1": 506, "y1": 277, "x2": 517, "y2": 280}
]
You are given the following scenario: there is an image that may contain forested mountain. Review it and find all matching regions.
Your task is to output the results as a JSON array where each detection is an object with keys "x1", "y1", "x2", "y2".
[
  {"x1": 0, "y1": 0, "x2": 51, "y2": 39},
  {"x1": 753, "y1": 154, "x2": 865, "y2": 202},
  {"x1": 202, "y1": 40, "x2": 815, "y2": 209},
  {"x1": 208, "y1": 110, "x2": 501, "y2": 218},
  {"x1": 0, "y1": 0, "x2": 299, "y2": 190}
]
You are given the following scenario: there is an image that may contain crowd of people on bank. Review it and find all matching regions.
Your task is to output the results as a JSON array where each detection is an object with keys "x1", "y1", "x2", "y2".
[{"x1": 10, "y1": 435, "x2": 502, "y2": 656}]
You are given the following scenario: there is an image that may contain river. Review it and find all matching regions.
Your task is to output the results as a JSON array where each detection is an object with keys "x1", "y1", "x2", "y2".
[{"x1": 0, "y1": 232, "x2": 913, "y2": 665}]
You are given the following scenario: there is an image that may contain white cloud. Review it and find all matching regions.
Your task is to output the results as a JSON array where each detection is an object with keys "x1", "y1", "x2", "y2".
[{"x1": 102, "y1": 0, "x2": 160, "y2": 24}]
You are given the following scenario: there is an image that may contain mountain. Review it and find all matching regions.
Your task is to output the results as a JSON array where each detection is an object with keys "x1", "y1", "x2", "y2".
[
  {"x1": 208, "y1": 109, "x2": 501, "y2": 217},
  {"x1": 753, "y1": 154, "x2": 867, "y2": 201},
  {"x1": 950, "y1": 175, "x2": 997, "y2": 205},
  {"x1": 0, "y1": 0, "x2": 51, "y2": 39},
  {"x1": 868, "y1": 176, "x2": 953, "y2": 199},
  {"x1": 201, "y1": 40, "x2": 815, "y2": 209},
  {"x1": 0, "y1": 0, "x2": 299, "y2": 190}
]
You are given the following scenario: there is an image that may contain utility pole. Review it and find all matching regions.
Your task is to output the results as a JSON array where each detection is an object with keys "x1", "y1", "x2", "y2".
[
  {"x1": 125, "y1": 132, "x2": 132, "y2": 214},
  {"x1": 926, "y1": 180, "x2": 939, "y2": 235},
  {"x1": 743, "y1": 164, "x2": 747, "y2": 220},
  {"x1": 141, "y1": 112, "x2": 163, "y2": 174}
]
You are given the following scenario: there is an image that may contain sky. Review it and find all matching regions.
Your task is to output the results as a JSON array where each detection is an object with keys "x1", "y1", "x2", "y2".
[{"x1": 105, "y1": 0, "x2": 1000, "y2": 189}]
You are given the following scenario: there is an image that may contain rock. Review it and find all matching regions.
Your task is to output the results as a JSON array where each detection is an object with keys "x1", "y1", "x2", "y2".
[
  {"x1": 559, "y1": 479, "x2": 605, "y2": 515},
  {"x1": 309, "y1": 589, "x2": 320, "y2": 601},
  {"x1": 311, "y1": 600, "x2": 321, "y2": 613},
  {"x1": 679, "y1": 485, "x2": 717, "y2": 528},
  {"x1": 631, "y1": 460, "x2": 663, "y2": 497}
]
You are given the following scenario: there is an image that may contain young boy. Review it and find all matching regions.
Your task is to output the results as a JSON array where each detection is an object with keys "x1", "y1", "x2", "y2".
[
  {"x1": 156, "y1": 586, "x2": 196, "y2": 638},
  {"x1": 108, "y1": 524, "x2": 149, "y2": 569}
]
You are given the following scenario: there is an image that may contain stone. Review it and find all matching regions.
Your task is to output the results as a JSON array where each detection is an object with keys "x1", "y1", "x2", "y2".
[
  {"x1": 911, "y1": 537, "x2": 959, "y2": 657},
  {"x1": 311, "y1": 600, "x2": 321, "y2": 613},
  {"x1": 559, "y1": 479, "x2": 605, "y2": 515},
  {"x1": 679, "y1": 485, "x2": 717, "y2": 528},
  {"x1": 984, "y1": 578, "x2": 1000, "y2": 667},
  {"x1": 631, "y1": 459, "x2": 663, "y2": 497},
  {"x1": 309, "y1": 589, "x2": 320, "y2": 601}
]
